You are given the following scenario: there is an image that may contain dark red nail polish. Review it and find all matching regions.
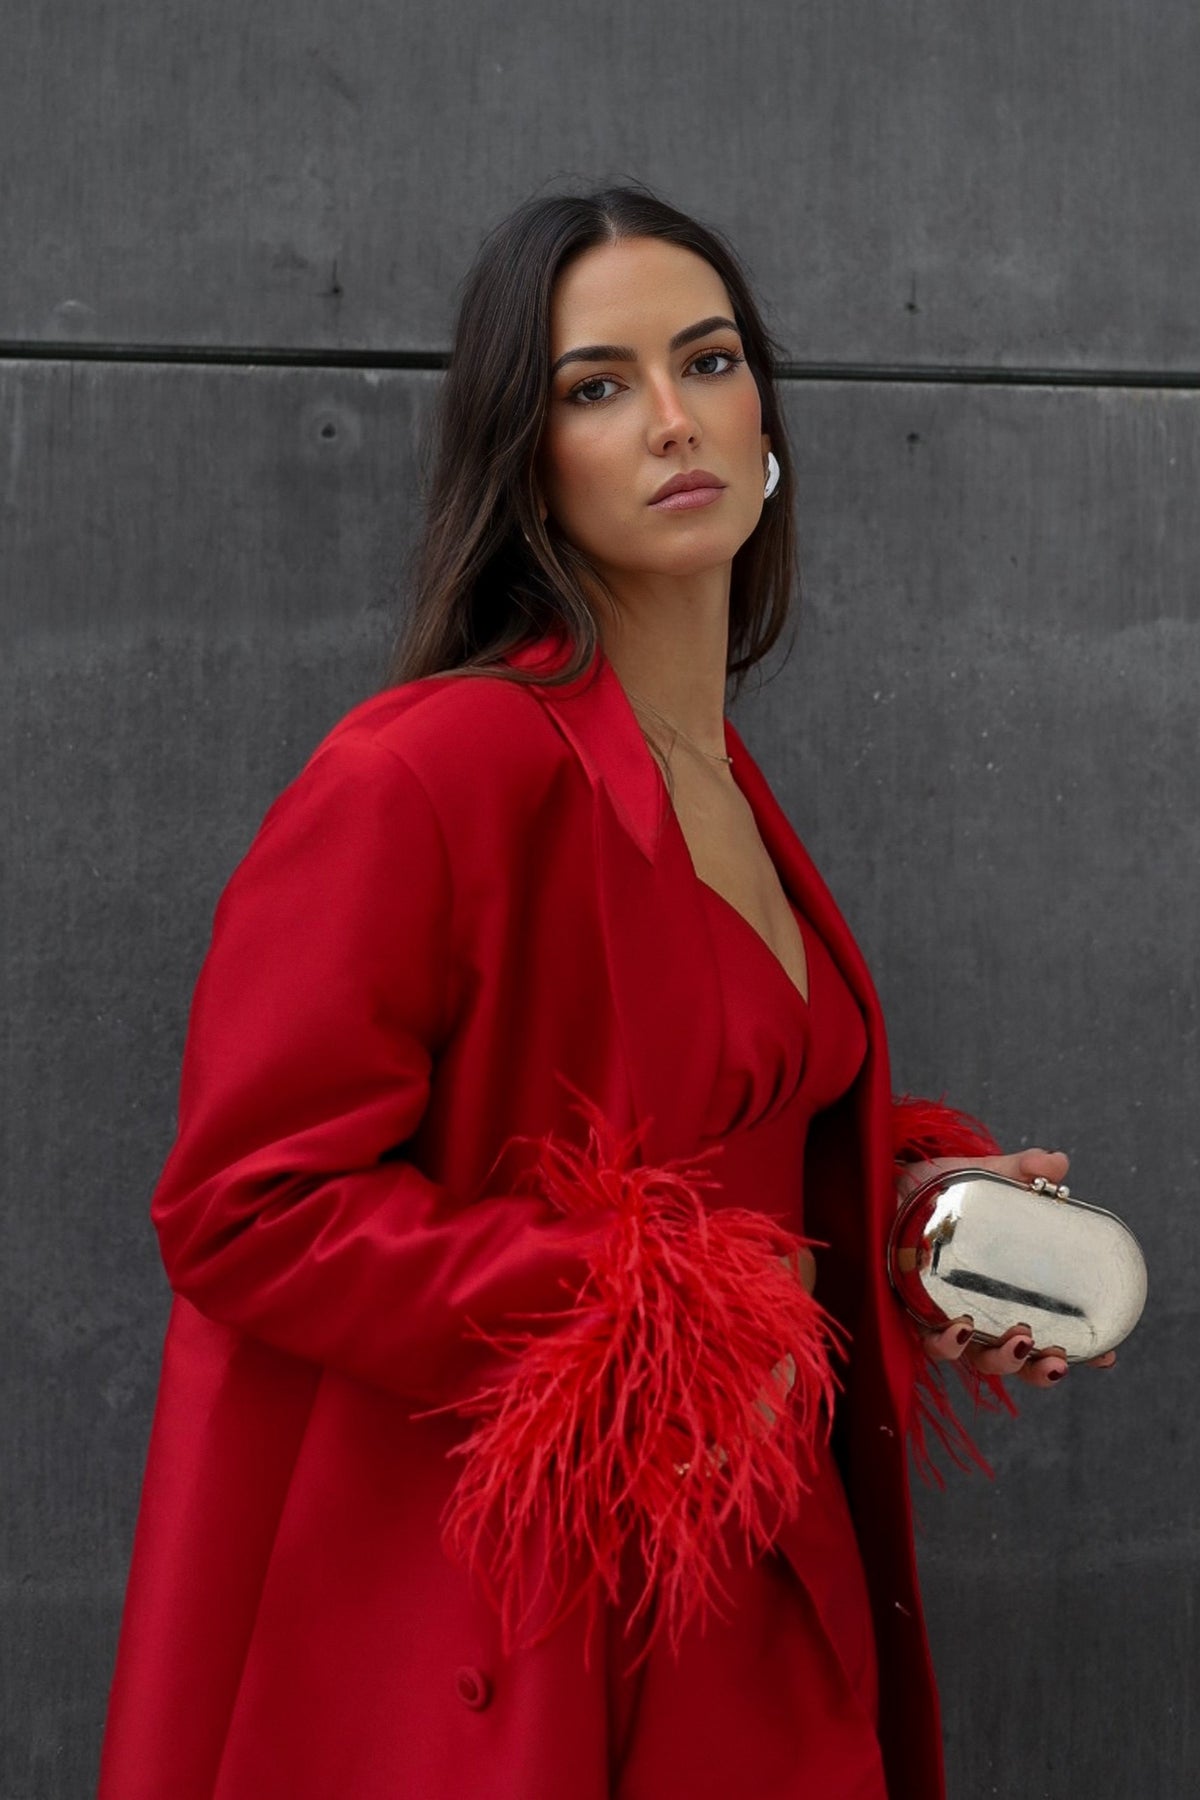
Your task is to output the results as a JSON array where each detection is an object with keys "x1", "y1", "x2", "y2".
[
  {"x1": 1046, "y1": 1368, "x2": 1065, "y2": 1382},
  {"x1": 955, "y1": 1326, "x2": 973, "y2": 1346},
  {"x1": 1012, "y1": 1340, "x2": 1032, "y2": 1360}
]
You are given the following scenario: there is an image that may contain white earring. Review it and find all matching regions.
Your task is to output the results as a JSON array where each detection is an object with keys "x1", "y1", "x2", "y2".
[{"x1": 763, "y1": 451, "x2": 781, "y2": 500}]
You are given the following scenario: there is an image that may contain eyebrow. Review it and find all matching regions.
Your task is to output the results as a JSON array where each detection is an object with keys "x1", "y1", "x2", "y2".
[{"x1": 549, "y1": 314, "x2": 740, "y2": 378}]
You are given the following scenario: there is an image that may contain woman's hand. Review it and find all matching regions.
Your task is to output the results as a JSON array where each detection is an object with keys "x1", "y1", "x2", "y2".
[{"x1": 899, "y1": 1146, "x2": 1119, "y2": 1389}]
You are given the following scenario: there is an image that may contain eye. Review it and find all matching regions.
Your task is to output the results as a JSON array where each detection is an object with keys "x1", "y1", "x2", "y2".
[
  {"x1": 565, "y1": 374, "x2": 624, "y2": 406},
  {"x1": 688, "y1": 348, "x2": 744, "y2": 378}
]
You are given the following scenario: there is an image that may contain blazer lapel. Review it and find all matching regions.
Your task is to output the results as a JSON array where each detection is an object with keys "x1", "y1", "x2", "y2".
[
  {"x1": 501, "y1": 632, "x2": 892, "y2": 1201},
  {"x1": 725, "y1": 714, "x2": 897, "y2": 1246},
  {"x1": 502, "y1": 632, "x2": 722, "y2": 1166},
  {"x1": 720, "y1": 716, "x2": 885, "y2": 1038}
]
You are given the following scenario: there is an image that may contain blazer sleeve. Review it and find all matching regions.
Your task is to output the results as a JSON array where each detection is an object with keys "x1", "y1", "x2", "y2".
[{"x1": 150, "y1": 730, "x2": 601, "y2": 1408}]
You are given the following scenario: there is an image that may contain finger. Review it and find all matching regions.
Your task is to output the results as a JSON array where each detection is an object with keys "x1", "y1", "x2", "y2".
[
  {"x1": 1087, "y1": 1351, "x2": 1117, "y2": 1369},
  {"x1": 923, "y1": 1316, "x2": 976, "y2": 1362},
  {"x1": 964, "y1": 1325, "x2": 1034, "y2": 1378},
  {"x1": 949, "y1": 1148, "x2": 1070, "y2": 1188},
  {"x1": 1019, "y1": 1347, "x2": 1069, "y2": 1389},
  {"x1": 1013, "y1": 1146, "x2": 1070, "y2": 1185}
]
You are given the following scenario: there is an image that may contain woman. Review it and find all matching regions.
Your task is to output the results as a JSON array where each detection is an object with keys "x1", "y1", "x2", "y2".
[{"x1": 97, "y1": 187, "x2": 1112, "y2": 1800}]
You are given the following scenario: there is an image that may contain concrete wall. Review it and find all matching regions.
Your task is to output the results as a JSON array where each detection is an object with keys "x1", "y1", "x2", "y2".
[{"x1": 2, "y1": 4, "x2": 1195, "y2": 1793}]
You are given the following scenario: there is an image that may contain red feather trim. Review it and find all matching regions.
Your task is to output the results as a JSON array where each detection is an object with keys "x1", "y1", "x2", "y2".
[
  {"x1": 425, "y1": 1085, "x2": 847, "y2": 1667},
  {"x1": 891, "y1": 1091, "x2": 1002, "y2": 1166},
  {"x1": 906, "y1": 1336, "x2": 1016, "y2": 1486},
  {"x1": 890, "y1": 1091, "x2": 1018, "y2": 1483}
]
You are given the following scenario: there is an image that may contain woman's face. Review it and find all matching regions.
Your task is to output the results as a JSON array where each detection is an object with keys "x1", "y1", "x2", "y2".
[{"x1": 536, "y1": 236, "x2": 770, "y2": 587}]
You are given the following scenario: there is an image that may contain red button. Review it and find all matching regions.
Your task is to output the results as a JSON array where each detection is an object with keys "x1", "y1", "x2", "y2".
[{"x1": 454, "y1": 1666, "x2": 492, "y2": 1710}]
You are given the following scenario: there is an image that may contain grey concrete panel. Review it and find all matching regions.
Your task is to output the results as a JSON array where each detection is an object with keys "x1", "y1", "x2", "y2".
[
  {"x1": 2, "y1": 361, "x2": 1196, "y2": 1794},
  {"x1": 4, "y1": 1, "x2": 1200, "y2": 370}
]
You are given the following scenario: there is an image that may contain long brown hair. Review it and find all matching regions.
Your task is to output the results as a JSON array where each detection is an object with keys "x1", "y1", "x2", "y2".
[{"x1": 384, "y1": 183, "x2": 798, "y2": 701}]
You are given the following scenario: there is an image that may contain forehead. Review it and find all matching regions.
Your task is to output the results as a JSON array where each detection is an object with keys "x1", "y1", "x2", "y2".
[{"x1": 548, "y1": 237, "x2": 734, "y2": 352}]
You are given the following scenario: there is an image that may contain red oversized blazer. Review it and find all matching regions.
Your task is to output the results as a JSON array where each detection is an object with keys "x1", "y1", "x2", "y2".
[{"x1": 97, "y1": 628, "x2": 981, "y2": 1800}]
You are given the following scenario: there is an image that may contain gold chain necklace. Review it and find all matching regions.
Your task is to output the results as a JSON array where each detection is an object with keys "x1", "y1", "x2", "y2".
[{"x1": 624, "y1": 686, "x2": 733, "y2": 766}]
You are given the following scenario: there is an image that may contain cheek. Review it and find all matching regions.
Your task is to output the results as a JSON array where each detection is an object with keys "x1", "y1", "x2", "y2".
[
  {"x1": 543, "y1": 419, "x2": 629, "y2": 516},
  {"x1": 728, "y1": 377, "x2": 764, "y2": 447},
  {"x1": 550, "y1": 432, "x2": 597, "y2": 500}
]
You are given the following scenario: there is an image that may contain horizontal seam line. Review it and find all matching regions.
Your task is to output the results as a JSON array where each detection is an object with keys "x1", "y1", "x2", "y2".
[{"x1": 2, "y1": 341, "x2": 1200, "y2": 389}]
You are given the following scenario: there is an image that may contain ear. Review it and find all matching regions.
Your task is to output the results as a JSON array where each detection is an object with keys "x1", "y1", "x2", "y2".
[{"x1": 760, "y1": 431, "x2": 772, "y2": 463}]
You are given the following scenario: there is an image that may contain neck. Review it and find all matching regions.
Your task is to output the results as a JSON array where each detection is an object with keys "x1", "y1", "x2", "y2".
[{"x1": 596, "y1": 568, "x2": 732, "y2": 760}]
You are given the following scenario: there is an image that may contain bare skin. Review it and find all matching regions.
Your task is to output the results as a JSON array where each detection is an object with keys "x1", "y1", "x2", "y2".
[{"x1": 536, "y1": 235, "x2": 1114, "y2": 1392}]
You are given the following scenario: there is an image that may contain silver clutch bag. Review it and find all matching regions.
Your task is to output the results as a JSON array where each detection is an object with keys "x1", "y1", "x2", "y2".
[{"x1": 887, "y1": 1168, "x2": 1148, "y2": 1362}]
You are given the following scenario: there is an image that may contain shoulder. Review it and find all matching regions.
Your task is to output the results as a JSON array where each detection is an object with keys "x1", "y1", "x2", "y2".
[
  {"x1": 226, "y1": 673, "x2": 569, "y2": 900},
  {"x1": 326, "y1": 669, "x2": 556, "y2": 756},
  {"x1": 293, "y1": 669, "x2": 577, "y2": 828}
]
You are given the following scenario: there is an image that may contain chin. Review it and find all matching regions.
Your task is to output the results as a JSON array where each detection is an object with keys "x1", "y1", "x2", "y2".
[
  {"x1": 663, "y1": 529, "x2": 754, "y2": 574},
  {"x1": 648, "y1": 514, "x2": 749, "y2": 556},
  {"x1": 581, "y1": 519, "x2": 750, "y2": 583}
]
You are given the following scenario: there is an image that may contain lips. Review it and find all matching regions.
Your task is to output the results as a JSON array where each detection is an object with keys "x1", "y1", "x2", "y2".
[{"x1": 647, "y1": 470, "x2": 728, "y2": 515}]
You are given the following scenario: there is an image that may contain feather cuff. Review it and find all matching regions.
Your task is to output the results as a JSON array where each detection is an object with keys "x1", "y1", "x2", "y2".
[
  {"x1": 892, "y1": 1091, "x2": 1003, "y2": 1167},
  {"x1": 427, "y1": 1085, "x2": 846, "y2": 1665},
  {"x1": 891, "y1": 1091, "x2": 1018, "y2": 1482}
]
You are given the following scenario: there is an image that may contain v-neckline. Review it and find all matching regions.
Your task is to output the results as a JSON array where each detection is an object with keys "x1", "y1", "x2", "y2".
[
  {"x1": 699, "y1": 877, "x2": 812, "y2": 1011},
  {"x1": 656, "y1": 740, "x2": 813, "y2": 1011}
]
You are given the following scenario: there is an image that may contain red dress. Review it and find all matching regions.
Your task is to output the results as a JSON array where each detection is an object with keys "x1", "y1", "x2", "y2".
[{"x1": 608, "y1": 876, "x2": 890, "y2": 1799}]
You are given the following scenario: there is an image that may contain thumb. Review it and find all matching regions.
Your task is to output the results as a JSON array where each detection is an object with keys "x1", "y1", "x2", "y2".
[{"x1": 1014, "y1": 1146, "x2": 1070, "y2": 1185}]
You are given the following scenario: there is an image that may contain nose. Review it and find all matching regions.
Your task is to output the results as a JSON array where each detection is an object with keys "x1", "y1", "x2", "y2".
[{"x1": 644, "y1": 374, "x2": 701, "y2": 456}]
